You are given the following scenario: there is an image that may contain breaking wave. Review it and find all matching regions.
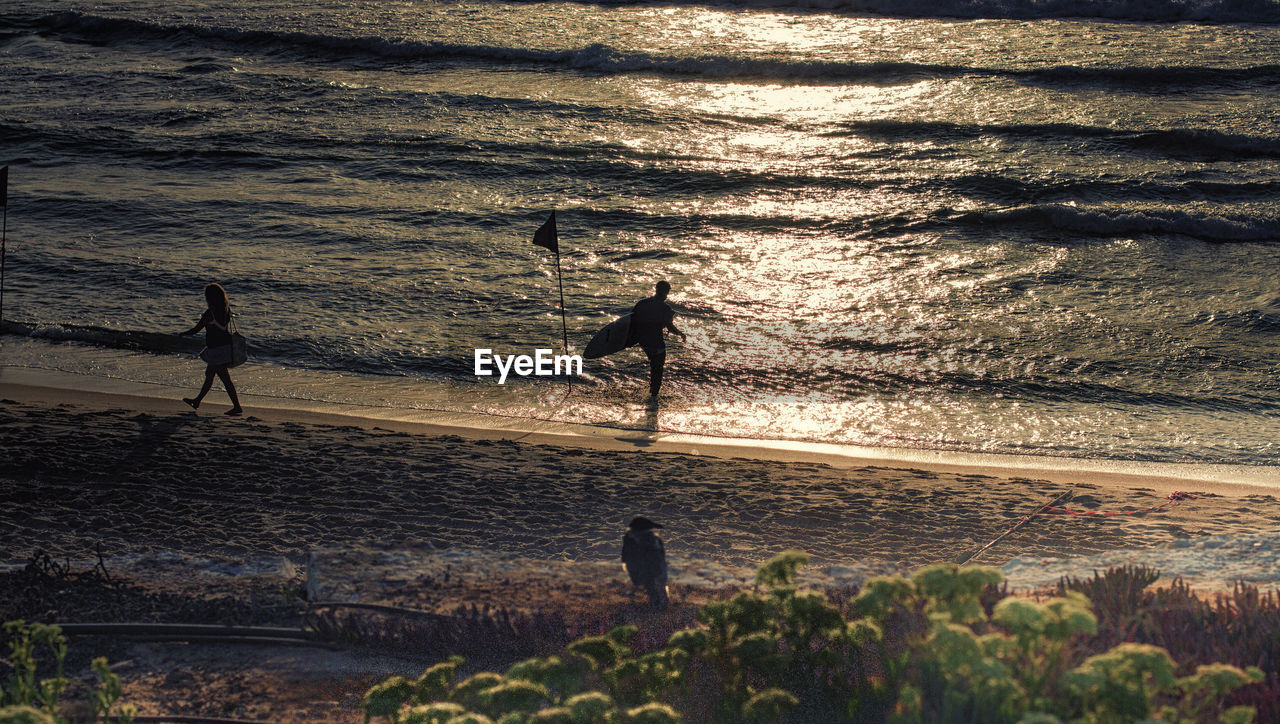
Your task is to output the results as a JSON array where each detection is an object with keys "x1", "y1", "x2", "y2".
[
  {"x1": 947, "y1": 204, "x2": 1280, "y2": 242},
  {"x1": 829, "y1": 120, "x2": 1280, "y2": 159},
  {"x1": 27, "y1": 11, "x2": 1280, "y2": 85},
  {"x1": 537, "y1": 0, "x2": 1280, "y2": 23}
]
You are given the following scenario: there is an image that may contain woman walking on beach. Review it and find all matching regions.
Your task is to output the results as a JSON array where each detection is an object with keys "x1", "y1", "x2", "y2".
[{"x1": 180, "y1": 282, "x2": 244, "y2": 416}]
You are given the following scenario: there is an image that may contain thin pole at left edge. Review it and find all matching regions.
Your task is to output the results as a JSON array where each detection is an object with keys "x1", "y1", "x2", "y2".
[
  {"x1": 1, "y1": 165, "x2": 7, "y2": 323},
  {"x1": 1, "y1": 203, "x2": 7, "y2": 323}
]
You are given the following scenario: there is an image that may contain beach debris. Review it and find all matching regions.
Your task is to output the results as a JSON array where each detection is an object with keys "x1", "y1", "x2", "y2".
[
  {"x1": 50, "y1": 622, "x2": 326, "y2": 648},
  {"x1": 0, "y1": 549, "x2": 304, "y2": 627},
  {"x1": 1039, "y1": 490, "x2": 1197, "y2": 517},
  {"x1": 958, "y1": 490, "x2": 1203, "y2": 567},
  {"x1": 956, "y1": 488, "x2": 1075, "y2": 565}
]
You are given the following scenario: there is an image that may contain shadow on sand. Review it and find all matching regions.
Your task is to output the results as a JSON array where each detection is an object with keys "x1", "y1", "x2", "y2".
[
  {"x1": 124, "y1": 410, "x2": 199, "y2": 461},
  {"x1": 615, "y1": 398, "x2": 661, "y2": 448}
]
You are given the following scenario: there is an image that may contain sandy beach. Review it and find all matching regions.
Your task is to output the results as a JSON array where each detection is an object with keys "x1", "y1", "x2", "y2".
[
  {"x1": 5, "y1": 378, "x2": 1279, "y2": 573},
  {"x1": 4, "y1": 376, "x2": 1280, "y2": 721}
]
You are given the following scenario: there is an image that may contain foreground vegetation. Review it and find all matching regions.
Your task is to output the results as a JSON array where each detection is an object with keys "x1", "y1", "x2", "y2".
[
  {"x1": 4, "y1": 554, "x2": 1276, "y2": 723},
  {"x1": 362, "y1": 553, "x2": 1267, "y2": 724},
  {"x1": 0, "y1": 621, "x2": 135, "y2": 724}
]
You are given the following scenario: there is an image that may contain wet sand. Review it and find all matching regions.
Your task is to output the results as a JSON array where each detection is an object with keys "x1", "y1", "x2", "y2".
[{"x1": 4, "y1": 380, "x2": 1278, "y2": 572}]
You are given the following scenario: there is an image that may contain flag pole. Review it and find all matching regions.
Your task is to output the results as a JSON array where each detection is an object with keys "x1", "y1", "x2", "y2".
[
  {"x1": 532, "y1": 211, "x2": 570, "y2": 392},
  {"x1": 554, "y1": 251, "x2": 568, "y2": 355},
  {"x1": 554, "y1": 245, "x2": 570, "y2": 393}
]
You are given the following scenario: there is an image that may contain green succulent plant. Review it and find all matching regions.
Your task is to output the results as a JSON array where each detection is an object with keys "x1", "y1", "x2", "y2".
[{"x1": 360, "y1": 558, "x2": 1267, "y2": 724}]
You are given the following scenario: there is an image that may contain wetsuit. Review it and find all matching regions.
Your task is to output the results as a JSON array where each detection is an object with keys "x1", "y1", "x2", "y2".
[{"x1": 629, "y1": 295, "x2": 675, "y2": 396}]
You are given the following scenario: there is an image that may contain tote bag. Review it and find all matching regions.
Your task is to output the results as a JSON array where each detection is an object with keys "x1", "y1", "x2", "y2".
[{"x1": 199, "y1": 315, "x2": 248, "y2": 368}]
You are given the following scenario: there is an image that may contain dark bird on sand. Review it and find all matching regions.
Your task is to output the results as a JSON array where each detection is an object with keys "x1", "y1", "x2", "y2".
[{"x1": 621, "y1": 516, "x2": 669, "y2": 610}]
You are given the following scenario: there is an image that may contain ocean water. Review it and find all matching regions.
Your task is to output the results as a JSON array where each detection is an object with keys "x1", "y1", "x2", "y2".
[{"x1": 1, "y1": 0, "x2": 1278, "y2": 467}]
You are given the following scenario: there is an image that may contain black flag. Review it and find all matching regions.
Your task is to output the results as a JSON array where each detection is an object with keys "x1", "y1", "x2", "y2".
[
  {"x1": 530, "y1": 210, "x2": 569, "y2": 365},
  {"x1": 532, "y1": 211, "x2": 557, "y2": 253},
  {"x1": 0, "y1": 166, "x2": 7, "y2": 207}
]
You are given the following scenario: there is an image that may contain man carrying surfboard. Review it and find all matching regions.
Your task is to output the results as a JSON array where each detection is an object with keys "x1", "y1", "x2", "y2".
[{"x1": 629, "y1": 280, "x2": 686, "y2": 398}]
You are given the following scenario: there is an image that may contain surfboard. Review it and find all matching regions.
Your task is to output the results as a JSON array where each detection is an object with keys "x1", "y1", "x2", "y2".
[{"x1": 583, "y1": 314, "x2": 632, "y2": 359}]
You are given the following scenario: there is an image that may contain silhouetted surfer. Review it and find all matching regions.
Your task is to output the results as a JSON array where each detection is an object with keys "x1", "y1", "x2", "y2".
[{"x1": 629, "y1": 280, "x2": 686, "y2": 398}]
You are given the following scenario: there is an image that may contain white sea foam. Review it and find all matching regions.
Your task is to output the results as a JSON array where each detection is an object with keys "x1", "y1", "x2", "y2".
[{"x1": 35, "y1": 12, "x2": 1280, "y2": 84}]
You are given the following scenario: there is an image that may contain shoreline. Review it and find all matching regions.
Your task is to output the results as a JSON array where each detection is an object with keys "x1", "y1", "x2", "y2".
[
  {"x1": 6, "y1": 357, "x2": 1280, "y2": 724},
  {"x1": 3, "y1": 365, "x2": 1276, "y2": 494},
  {"x1": 5, "y1": 363, "x2": 1280, "y2": 583}
]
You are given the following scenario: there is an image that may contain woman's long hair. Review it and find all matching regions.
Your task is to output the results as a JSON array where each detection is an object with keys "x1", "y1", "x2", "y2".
[{"x1": 203, "y1": 283, "x2": 231, "y2": 325}]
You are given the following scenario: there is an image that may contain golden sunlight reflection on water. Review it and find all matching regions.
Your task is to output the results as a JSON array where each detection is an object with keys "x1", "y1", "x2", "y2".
[
  {"x1": 630, "y1": 79, "x2": 939, "y2": 126},
  {"x1": 9, "y1": 0, "x2": 1276, "y2": 467},
  {"x1": 629, "y1": 6, "x2": 907, "y2": 58}
]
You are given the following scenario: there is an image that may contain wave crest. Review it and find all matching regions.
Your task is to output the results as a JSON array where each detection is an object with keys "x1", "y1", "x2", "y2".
[
  {"x1": 961, "y1": 205, "x2": 1280, "y2": 242},
  {"x1": 32, "y1": 11, "x2": 1280, "y2": 86},
  {"x1": 697, "y1": 0, "x2": 1280, "y2": 23}
]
